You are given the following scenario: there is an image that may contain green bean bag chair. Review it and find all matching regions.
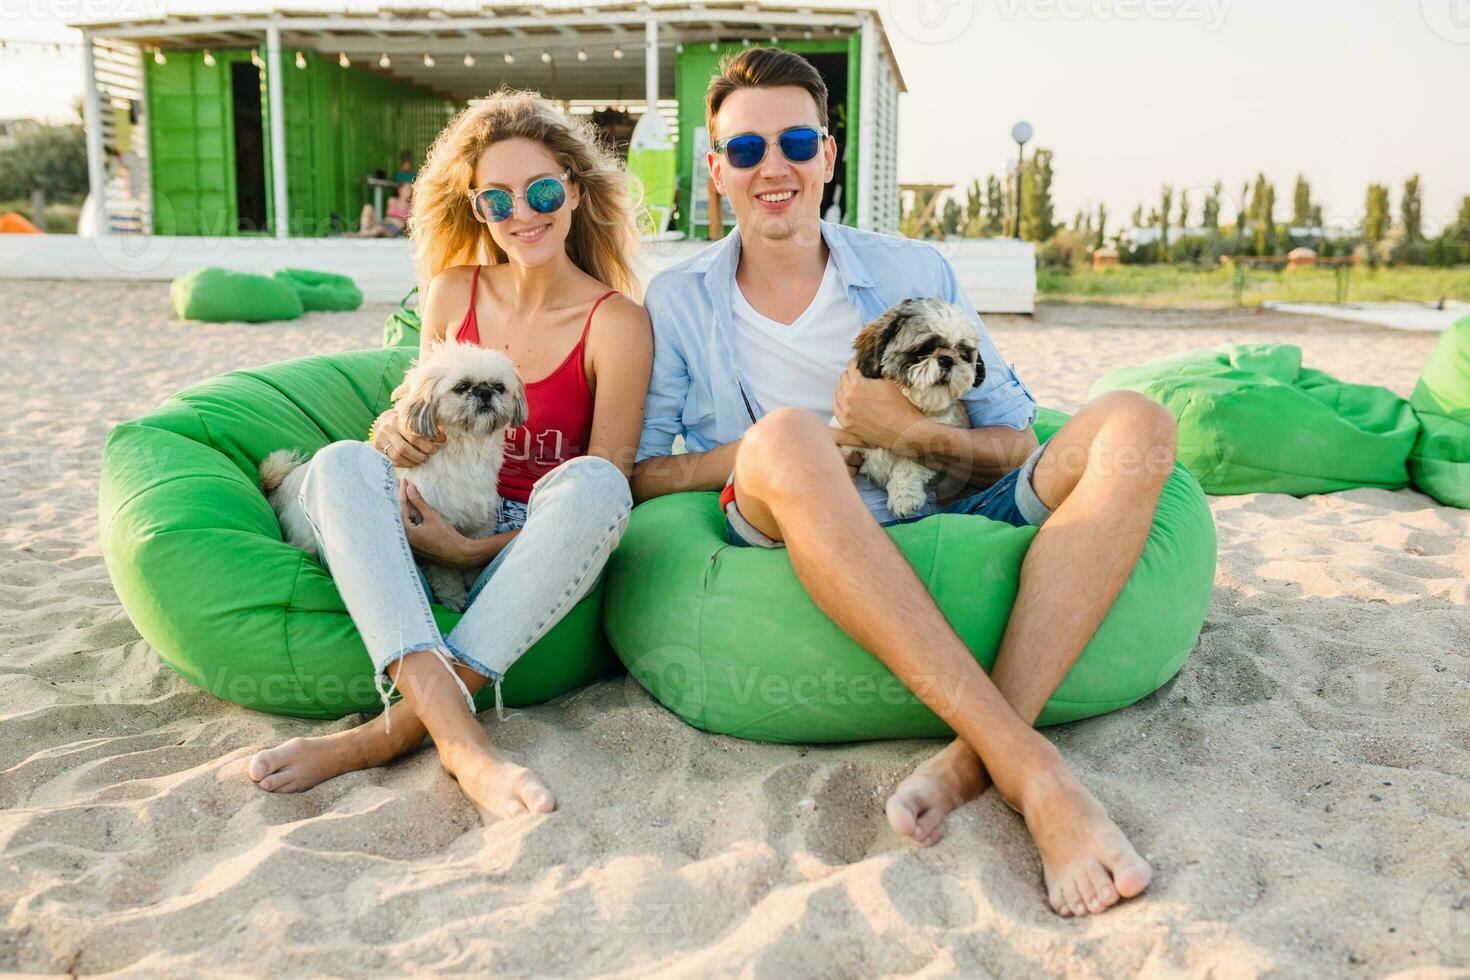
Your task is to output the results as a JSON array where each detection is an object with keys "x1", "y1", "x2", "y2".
[
  {"x1": 382, "y1": 287, "x2": 422, "y2": 347},
  {"x1": 98, "y1": 347, "x2": 616, "y2": 719},
  {"x1": 604, "y1": 408, "x2": 1216, "y2": 744},
  {"x1": 170, "y1": 267, "x2": 304, "y2": 323},
  {"x1": 1089, "y1": 343, "x2": 1419, "y2": 496},
  {"x1": 274, "y1": 267, "x2": 364, "y2": 312},
  {"x1": 1408, "y1": 316, "x2": 1470, "y2": 508}
]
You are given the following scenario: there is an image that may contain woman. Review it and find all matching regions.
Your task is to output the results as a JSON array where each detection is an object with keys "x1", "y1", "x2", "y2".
[
  {"x1": 350, "y1": 182, "x2": 412, "y2": 238},
  {"x1": 248, "y1": 90, "x2": 652, "y2": 821}
]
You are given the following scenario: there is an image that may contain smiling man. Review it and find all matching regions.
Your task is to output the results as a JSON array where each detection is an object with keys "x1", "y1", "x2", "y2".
[{"x1": 631, "y1": 47, "x2": 1177, "y2": 918}]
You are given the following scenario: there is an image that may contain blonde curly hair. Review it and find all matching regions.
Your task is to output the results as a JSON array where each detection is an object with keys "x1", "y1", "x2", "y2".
[{"x1": 410, "y1": 89, "x2": 640, "y2": 297}]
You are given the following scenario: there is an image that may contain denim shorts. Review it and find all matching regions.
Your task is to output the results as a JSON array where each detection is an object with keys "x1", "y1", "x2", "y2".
[{"x1": 723, "y1": 442, "x2": 1052, "y2": 549}]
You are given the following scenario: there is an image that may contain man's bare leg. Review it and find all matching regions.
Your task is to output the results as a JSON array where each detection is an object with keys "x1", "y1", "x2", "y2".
[
  {"x1": 248, "y1": 661, "x2": 488, "y2": 792},
  {"x1": 249, "y1": 652, "x2": 552, "y2": 821},
  {"x1": 732, "y1": 405, "x2": 1163, "y2": 917},
  {"x1": 886, "y1": 391, "x2": 1177, "y2": 914}
]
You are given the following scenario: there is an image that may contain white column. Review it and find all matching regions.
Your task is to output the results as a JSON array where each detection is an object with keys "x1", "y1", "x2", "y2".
[
  {"x1": 80, "y1": 32, "x2": 108, "y2": 237},
  {"x1": 644, "y1": 17, "x2": 659, "y2": 114},
  {"x1": 856, "y1": 14, "x2": 877, "y2": 230},
  {"x1": 265, "y1": 24, "x2": 289, "y2": 239}
]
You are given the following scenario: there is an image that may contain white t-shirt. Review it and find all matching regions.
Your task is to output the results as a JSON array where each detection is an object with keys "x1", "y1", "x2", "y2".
[{"x1": 732, "y1": 258, "x2": 922, "y2": 523}]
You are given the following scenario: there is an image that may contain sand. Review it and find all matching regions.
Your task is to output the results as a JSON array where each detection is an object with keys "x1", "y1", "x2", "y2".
[{"x1": 2, "y1": 281, "x2": 1467, "y2": 977}]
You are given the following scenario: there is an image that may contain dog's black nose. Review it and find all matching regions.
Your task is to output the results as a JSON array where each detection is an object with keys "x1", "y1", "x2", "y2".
[
  {"x1": 937, "y1": 355, "x2": 954, "y2": 371},
  {"x1": 470, "y1": 383, "x2": 499, "y2": 402}
]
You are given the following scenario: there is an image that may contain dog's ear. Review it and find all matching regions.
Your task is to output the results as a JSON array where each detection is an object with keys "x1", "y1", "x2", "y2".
[
  {"x1": 390, "y1": 368, "x2": 442, "y2": 441},
  {"x1": 854, "y1": 308, "x2": 911, "y2": 379},
  {"x1": 506, "y1": 381, "x2": 529, "y2": 431}
]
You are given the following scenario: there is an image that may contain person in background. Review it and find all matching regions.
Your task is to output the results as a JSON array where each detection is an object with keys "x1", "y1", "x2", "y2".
[{"x1": 395, "y1": 149, "x2": 418, "y2": 185}]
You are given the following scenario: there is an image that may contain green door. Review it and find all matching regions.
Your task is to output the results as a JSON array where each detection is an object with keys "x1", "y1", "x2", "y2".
[{"x1": 147, "y1": 50, "x2": 241, "y2": 236}]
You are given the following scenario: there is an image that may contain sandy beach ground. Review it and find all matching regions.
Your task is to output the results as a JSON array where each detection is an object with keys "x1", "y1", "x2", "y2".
[{"x1": 2, "y1": 280, "x2": 1467, "y2": 977}]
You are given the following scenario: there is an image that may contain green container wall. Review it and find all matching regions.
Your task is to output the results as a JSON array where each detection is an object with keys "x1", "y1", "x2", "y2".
[
  {"x1": 147, "y1": 50, "x2": 455, "y2": 237},
  {"x1": 282, "y1": 53, "x2": 456, "y2": 236},
  {"x1": 674, "y1": 37, "x2": 860, "y2": 240},
  {"x1": 147, "y1": 49, "x2": 270, "y2": 236}
]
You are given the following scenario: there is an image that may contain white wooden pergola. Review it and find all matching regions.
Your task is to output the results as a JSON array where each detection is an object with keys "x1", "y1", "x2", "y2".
[{"x1": 71, "y1": 0, "x2": 906, "y2": 239}]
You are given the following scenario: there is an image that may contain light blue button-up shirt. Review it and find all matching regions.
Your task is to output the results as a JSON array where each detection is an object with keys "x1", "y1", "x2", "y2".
[{"x1": 637, "y1": 221, "x2": 1038, "y2": 522}]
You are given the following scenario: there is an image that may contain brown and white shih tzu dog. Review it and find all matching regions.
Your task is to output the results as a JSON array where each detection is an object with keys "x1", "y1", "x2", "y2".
[
  {"x1": 260, "y1": 342, "x2": 528, "y2": 612},
  {"x1": 848, "y1": 297, "x2": 984, "y2": 518}
]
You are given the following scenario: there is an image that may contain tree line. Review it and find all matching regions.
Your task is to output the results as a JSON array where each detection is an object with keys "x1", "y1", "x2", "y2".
[{"x1": 902, "y1": 149, "x2": 1470, "y2": 268}]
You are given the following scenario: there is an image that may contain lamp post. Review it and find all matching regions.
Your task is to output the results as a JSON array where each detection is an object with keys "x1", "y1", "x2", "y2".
[{"x1": 1011, "y1": 120, "x2": 1033, "y2": 240}]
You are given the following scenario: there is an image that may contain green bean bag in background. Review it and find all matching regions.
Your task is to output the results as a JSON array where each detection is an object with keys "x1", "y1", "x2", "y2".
[
  {"x1": 170, "y1": 267, "x2": 304, "y2": 323},
  {"x1": 1408, "y1": 316, "x2": 1470, "y2": 508},
  {"x1": 382, "y1": 286, "x2": 422, "y2": 347},
  {"x1": 273, "y1": 267, "x2": 364, "y2": 312},
  {"x1": 604, "y1": 408, "x2": 1217, "y2": 744},
  {"x1": 98, "y1": 347, "x2": 616, "y2": 719},
  {"x1": 1089, "y1": 343, "x2": 1419, "y2": 496}
]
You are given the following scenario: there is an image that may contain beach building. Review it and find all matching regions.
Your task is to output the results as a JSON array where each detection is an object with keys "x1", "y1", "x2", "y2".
[
  {"x1": 71, "y1": 1, "x2": 904, "y2": 242},
  {"x1": 13, "y1": 1, "x2": 1035, "y2": 312}
]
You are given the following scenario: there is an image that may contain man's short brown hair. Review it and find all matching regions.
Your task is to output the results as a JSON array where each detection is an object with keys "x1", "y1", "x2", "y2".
[{"x1": 705, "y1": 47, "x2": 829, "y2": 139}]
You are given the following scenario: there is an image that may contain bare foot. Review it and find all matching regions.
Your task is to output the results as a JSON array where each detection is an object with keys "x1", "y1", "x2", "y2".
[
  {"x1": 886, "y1": 740, "x2": 988, "y2": 846},
  {"x1": 248, "y1": 722, "x2": 413, "y2": 793},
  {"x1": 437, "y1": 740, "x2": 556, "y2": 821},
  {"x1": 1019, "y1": 767, "x2": 1152, "y2": 917}
]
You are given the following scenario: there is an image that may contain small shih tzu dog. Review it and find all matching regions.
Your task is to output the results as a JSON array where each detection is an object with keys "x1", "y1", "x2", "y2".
[
  {"x1": 848, "y1": 297, "x2": 984, "y2": 518},
  {"x1": 260, "y1": 342, "x2": 528, "y2": 612}
]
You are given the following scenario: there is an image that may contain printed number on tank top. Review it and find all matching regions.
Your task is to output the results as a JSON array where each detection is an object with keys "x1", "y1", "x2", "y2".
[{"x1": 505, "y1": 427, "x2": 565, "y2": 466}]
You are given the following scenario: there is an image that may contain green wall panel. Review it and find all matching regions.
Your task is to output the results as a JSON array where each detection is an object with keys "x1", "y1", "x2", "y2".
[{"x1": 148, "y1": 50, "x2": 455, "y2": 237}]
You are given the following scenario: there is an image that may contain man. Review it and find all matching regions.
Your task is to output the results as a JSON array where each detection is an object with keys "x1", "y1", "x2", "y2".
[{"x1": 632, "y1": 48, "x2": 1177, "y2": 918}]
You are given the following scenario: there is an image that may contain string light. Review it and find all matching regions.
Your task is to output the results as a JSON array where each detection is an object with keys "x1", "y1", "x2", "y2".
[
  {"x1": 202, "y1": 48, "x2": 215, "y2": 67},
  {"x1": 503, "y1": 50, "x2": 515, "y2": 64},
  {"x1": 539, "y1": 50, "x2": 552, "y2": 63},
  {"x1": 153, "y1": 47, "x2": 166, "y2": 65},
  {"x1": 612, "y1": 46, "x2": 624, "y2": 59},
  {"x1": 708, "y1": 41, "x2": 718, "y2": 51},
  {"x1": 294, "y1": 50, "x2": 306, "y2": 69},
  {"x1": 803, "y1": 29, "x2": 814, "y2": 39},
  {"x1": 422, "y1": 52, "x2": 435, "y2": 67},
  {"x1": 675, "y1": 42, "x2": 684, "y2": 53},
  {"x1": 770, "y1": 35, "x2": 779, "y2": 44},
  {"x1": 741, "y1": 38, "x2": 751, "y2": 47},
  {"x1": 251, "y1": 48, "x2": 263, "y2": 68},
  {"x1": 463, "y1": 52, "x2": 474, "y2": 67},
  {"x1": 379, "y1": 52, "x2": 390, "y2": 68},
  {"x1": 338, "y1": 51, "x2": 349, "y2": 67},
  {"x1": 576, "y1": 47, "x2": 587, "y2": 61}
]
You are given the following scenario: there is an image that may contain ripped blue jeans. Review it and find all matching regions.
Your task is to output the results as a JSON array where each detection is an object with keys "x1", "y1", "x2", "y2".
[{"x1": 297, "y1": 441, "x2": 632, "y2": 726}]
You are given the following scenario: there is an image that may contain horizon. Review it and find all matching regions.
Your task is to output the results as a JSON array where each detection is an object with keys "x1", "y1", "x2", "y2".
[{"x1": 1, "y1": 0, "x2": 1465, "y2": 233}]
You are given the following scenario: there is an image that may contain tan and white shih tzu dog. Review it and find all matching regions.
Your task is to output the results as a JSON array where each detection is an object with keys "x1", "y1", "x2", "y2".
[
  {"x1": 845, "y1": 297, "x2": 985, "y2": 518},
  {"x1": 260, "y1": 341, "x2": 527, "y2": 612}
]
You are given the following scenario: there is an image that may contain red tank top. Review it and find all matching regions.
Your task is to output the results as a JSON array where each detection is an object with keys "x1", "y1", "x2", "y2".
[{"x1": 455, "y1": 266, "x2": 613, "y2": 504}]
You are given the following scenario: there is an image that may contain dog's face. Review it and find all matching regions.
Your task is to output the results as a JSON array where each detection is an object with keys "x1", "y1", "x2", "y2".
[
  {"x1": 391, "y1": 341, "x2": 528, "y2": 441},
  {"x1": 853, "y1": 298, "x2": 985, "y2": 413}
]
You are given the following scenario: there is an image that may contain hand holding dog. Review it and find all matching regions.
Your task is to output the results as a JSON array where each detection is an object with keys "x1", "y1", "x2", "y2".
[
  {"x1": 372, "y1": 409, "x2": 445, "y2": 468},
  {"x1": 399, "y1": 481, "x2": 471, "y2": 565},
  {"x1": 833, "y1": 360, "x2": 924, "y2": 451}
]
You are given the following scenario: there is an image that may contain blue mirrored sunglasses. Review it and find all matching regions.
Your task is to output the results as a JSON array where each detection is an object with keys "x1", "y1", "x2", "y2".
[
  {"x1": 469, "y1": 173, "x2": 569, "y2": 223},
  {"x1": 712, "y1": 126, "x2": 828, "y2": 169}
]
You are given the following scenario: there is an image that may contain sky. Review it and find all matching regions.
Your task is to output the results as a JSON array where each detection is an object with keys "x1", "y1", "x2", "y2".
[{"x1": 2, "y1": 0, "x2": 1466, "y2": 232}]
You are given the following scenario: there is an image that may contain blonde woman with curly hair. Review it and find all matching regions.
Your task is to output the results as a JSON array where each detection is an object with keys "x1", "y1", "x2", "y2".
[{"x1": 249, "y1": 90, "x2": 652, "y2": 821}]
